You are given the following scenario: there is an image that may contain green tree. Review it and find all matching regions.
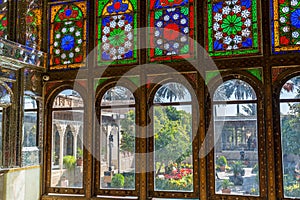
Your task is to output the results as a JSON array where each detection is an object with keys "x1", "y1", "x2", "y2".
[
  {"x1": 281, "y1": 106, "x2": 300, "y2": 156},
  {"x1": 154, "y1": 106, "x2": 192, "y2": 176},
  {"x1": 120, "y1": 110, "x2": 135, "y2": 154}
]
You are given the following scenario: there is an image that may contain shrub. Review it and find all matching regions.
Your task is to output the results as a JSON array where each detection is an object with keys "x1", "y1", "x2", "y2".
[
  {"x1": 284, "y1": 183, "x2": 300, "y2": 197},
  {"x1": 63, "y1": 155, "x2": 76, "y2": 170},
  {"x1": 155, "y1": 174, "x2": 193, "y2": 191},
  {"x1": 230, "y1": 161, "x2": 245, "y2": 176},
  {"x1": 221, "y1": 179, "x2": 233, "y2": 190},
  {"x1": 216, "y1": 156, "x2": 227, "y2": 166},
  {"x1": 124, "y1": 174, "x2": 135, "y2": 189},
  {"x1": 111, "y1": 173, "x2": 125, "y2": 188}
]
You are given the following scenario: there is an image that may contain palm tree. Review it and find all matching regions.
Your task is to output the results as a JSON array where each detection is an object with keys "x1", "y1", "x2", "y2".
[
  {"x1": 214, "y1": 79, "x2": 256, "y2": 114},
  {"x1": 154, "y1": 83, "x2": 188, "y2": 103},
  {"x1": 102, "y1": 86, "x2": 134, "y2": 101}
]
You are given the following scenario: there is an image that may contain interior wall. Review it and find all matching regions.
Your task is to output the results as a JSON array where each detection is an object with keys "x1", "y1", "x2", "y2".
[{"x1": 0, "y1": 166, "x2": 40, "y2": 200}]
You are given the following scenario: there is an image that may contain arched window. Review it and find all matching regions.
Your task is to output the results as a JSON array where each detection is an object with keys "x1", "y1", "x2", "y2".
[
  {"x1": 213, "y1": 79, "x2": 260, "y2": 196},
  {"x1": 49, "y1": 2, "x2": 87, "y2": 70},
  {"x1": 97, "y1": 0, "x2": 137, "y2": 65},
  {"x1": 280, "y1": 76, "x2": 300, "y2": 198},
  {"x1": 0, "y1": 0, "x2": 8, "y2": 39},
  {"x1": 149, "y1": 0, "x2": 195, "y2": 62},
  {"x1": 151, "y1": 82, "x2": 194, "y2": 196},
  {"x1": 206, "y1": 0, "x2": 261, "y2": 57},
  {"x1": 96, "y1": 86, "x2": 136, "y2": 193},
  {"x1": 271, "y1": 0, "x2": 300, "y2": 54},
  {"x1": 50, "y1": 89, "x2": 84, "y2": 190}
]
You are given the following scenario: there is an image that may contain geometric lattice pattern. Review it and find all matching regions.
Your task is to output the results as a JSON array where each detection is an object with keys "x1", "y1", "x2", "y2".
[
  {"x1": 271, "y1": 0, "x2": 300, "y2": 53},
  {"x1": 149, "y1": 0, "x2": 195, "y2": 62},
  {"x1": 49, "y1": 2, "x2": 87, "y2": 70},
  {"x1": 98, "y1": 0, "x2": 137, "y2": 65},
  {"x1": 207, "y1": 0, "x2": 261, "y2": 57}
]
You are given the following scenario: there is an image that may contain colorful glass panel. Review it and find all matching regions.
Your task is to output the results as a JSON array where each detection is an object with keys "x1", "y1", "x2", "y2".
[
  {"x1": 49, "y1": 2, "x2": 87, "y2": 70},
  {"x1": 149, "y1": 0, "x2": 195, "y2": 62},
  {"x1": 271, "y1": 0, "x2": 300, "y2": 53},
  {"x1": 0, "y1": 0, "x2": 8, "y2": 39},
  {"x1": 25, "y1": 1, "x2": 42, "y2": 49},
  {"x1": 17, "y1": 0, "x2": 42, "y2": 50},
  {"x1": 207, "y1": 0, "x2": 260, "y2": 57},
  {"x1": 97, "y1": 0, "x2": 137, "y2": 65}
]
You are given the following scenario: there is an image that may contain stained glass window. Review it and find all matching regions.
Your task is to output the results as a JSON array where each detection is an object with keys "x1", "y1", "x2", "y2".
[
  {"x1": 25, "y1": 1, "x2": 42, "y2": 49},
  {"x1": 0, "y1": 0, "x2": 8, "y2": 39},
  {"x1": 149, "y1": 0, "x2": 195, "y2": 62},
  {"x1": 206, "y1": 0, "x2": 260, "y2": 57},
  {"x1": 17, "y1": 0, "x2": 42, "y2": 50},
  {"x1": 49, "y1": 2, "x2": 87, "y2": 70},
  {"x1": 271, "y1": 0, "x2": 300, "y2": 53},
  {"x1": 97, "y1": 0, "x2": 137, "y2": 65}
]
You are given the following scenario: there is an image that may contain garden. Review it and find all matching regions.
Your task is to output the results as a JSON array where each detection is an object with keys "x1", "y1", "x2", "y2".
[{"x1": 215, "y1": 155, "x2": 259, "y2": 195}]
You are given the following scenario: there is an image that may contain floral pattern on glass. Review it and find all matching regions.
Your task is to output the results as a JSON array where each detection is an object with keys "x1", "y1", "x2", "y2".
[
  {"x1": 49, "y1": 2, "x2": 86, "y2": 70},
  {"x1": 25, "y1": 1, "x2": 42, "y2": 50},
  {"x1": 149, "y1": 0, "x2": 195, "y2": 62},
  {"x1": 207, "y1": 0, "x2": 260, "y2": 57},
  {"x1": 271, "y1": 0, "x2": 300, "y2": 53},
  {"x1": 98, "y1": 0, "x2": 137, "y2": 65}
]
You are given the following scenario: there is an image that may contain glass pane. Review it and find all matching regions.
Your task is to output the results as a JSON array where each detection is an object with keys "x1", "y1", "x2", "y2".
[
  {"x1": 53, "y1": 89, "x2": 83, "y2": 108},
  {"x1": 0, "y1": 83, "x2": 12, "y2": 107},
  {"x1": 51, "y1": 110, "x2": 84, "y2": 188},
  {"x1": 98, "y1": 0, "x2": 137, "y2": 65},
  {"x1": 154, "y1": 105, "x2": 193, "y2": 192},
  {"x1": 214, "y1": 103, "x2": 259, "y2": 196},
  {"x1": 49, "y1": 2, "x2": 87, "y2": 70},
  {"x1": 101, "y1": 86, "x2": 135, "y2": 106},
  {"x1": 214, "y1": 80, "x2": 257, "y2": 101},
  {"x1": 22, "y1": 109, "x2": 39, "y2": 166},
  {"x1": 280, "y1": 102, "x2": 300, "y2": 198},
  {"x1": 271, "y1": 0, "x2": 300, "y2": 54},
  {"x1": 206, "y1": 0, "x2": 260, "y2": 56},
  {"x1": 0, "y1": 0, "x2": 8, "y2": 39},
  {"x1": 0, "y1": 108, "x2": 2, "y2": 166},
  {"x1": 154, "y1": 82, "x2": 191, "y2": 103},
  {"x1": 280, "y1": 76, "x2": 300, "y2": 99},
  {"x1": 149, "y1": 0, "x2": 195, "y2": 61},
  {"x1": 51, "y1": 89, "x2": 84, "y2": 189},
  {"x1": 100, "y1": 108, "x2": 136, "y2": 190}
]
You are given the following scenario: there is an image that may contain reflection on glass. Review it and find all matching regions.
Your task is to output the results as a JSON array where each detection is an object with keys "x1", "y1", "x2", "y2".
[
  {"x1": 214, "y1": 103, "x2": 259, "y2": 196},
  {"x1": 101, "y1": 86, "x2": 135, "y2": 106},
  {"x1": 23, "y1": 111, "x2": 37, "y2": 147},
  {"x1": 213, "y1": 79, "x2": 257, "y2": 101},
  {"x1": 280, "y1": 76, "x2": 300, "y2": 99},
  {"x1": 154, "y1": 105, "x2": 193, "y2": 192},
  {"x1": 154, "y1": 82, "x2": 191, "y2": 103},
  {"x1": 213, "y1": 80, "x2": 259, "y2": 196},
  {"x1": 0, "y1": 82, "x2": 12, "y2": 107},
  {"x1": 53, "y1": 89, "x2": 83, "y2": 108},
  {"x1": 100, "y1": 86, "x2": 136, "y2": 190},
  {"x1": 22, "y1": 96, "x2": 39, "y2": 166},
  {"x1": 51, "y1": 90, "x2": 84, "y2": 188},
  {"x1": 280, "y1": 102, "x2": 300, "y2": 198},
  {"x1": 100, "y1": 108, "x2": 136, "y2": 190}
]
